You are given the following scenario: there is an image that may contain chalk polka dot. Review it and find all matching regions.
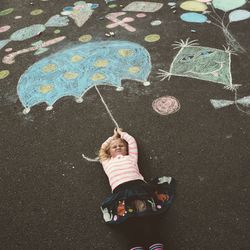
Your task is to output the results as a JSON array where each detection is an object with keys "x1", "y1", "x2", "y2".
[
  {"x1": 79, "y1": 34, "x2": 92, "y2": 43},
  {"x1": 71, "y1": 55, "x2": 84, "y2": 62},
  {"x1": 0, "y1": 8, "x2": 14, "y2": 16},
  {"x1": 91, "y1": 73, "x2": 105, "y2": 81},
  {"x1": 30, "y1": 9, "x2": 44, "y2": 15},
  {"x1": 109, "y1": 4, "x2": 117, "y2": 8},
  {"x1": 5, "y1": 48, "x2": 13, "y2": 52},
  {"x1": 118, "y1": 49, "x2": 134, "y2": 57},
  {"x1": 39, "y1": 84, "x2": 53, "y2": 93},
  {"x1": 128, "y1": 66, "x2": 140, "y2": 74},
  {"x1": 152, "y1": 96, "x2": 180, "y2": 115},
  {"x1": 0, "y1": 70, "x2": 10, "y2": 79},
  {"x1": 14, "y1": 16, "x2": 22, "y2": 19},
  {"x1": 0, "y1": 25, "x2": 11, "y2": 33},
  {"x1": 150, "y1": 20, "x2": 162, "y2": 26},
  {"x1": 42, "y1": 64, "x2": 57, "y2": 73},
  {"x1": 94, "y1": 59, "x2": 108, "y2": 68},
  {"x1": 144, "y1": 34, "x2": 160, "y2": 42},
  {"x1": 64, "y1": 72, "x2": 79, "y2": 79},
  {"x1": 54, "y1": 29, "x2": 61, "y2": 34},
  {"x1": 136, "y1": 13, "x2": 146, "y2": 18}
]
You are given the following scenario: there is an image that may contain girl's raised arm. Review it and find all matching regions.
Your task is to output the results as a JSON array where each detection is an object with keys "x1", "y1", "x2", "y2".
[{"x1": 120, "y1": 131, "x2": 138, "y2": 162}]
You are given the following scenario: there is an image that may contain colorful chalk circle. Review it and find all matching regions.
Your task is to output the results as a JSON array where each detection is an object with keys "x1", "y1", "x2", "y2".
[
  {"x1": 180, "y1": 1, "x2": 208, "y2": 12},
  {"x1": 136, "y1": 13, "x2": 146, "y2": 18},
  {"x1": 144, "y1": 34, "x2": 160, "y2": 43},
  {"x1": 229, "y1": 9, "x2": 250, "y2": 23},
  {"x1": 152, "y1": 96, "x2": 180, "y2": 115},
  {"x1": 0, "y1": 70, "x2": 10, "y2": 80},
  {"x1": 180, "y1": 12, "x2": 208, "y2": 23},
  {"x1": 212, "y1": 0, "x2": 247, "y2": 12},
  {"x1": 54, "y1": 29, "x2": 61, "y2": 34},
  {"x1": 14, "y1": 16, "x2": 22, "y2": 19},
  {"x1": 79, "y1": 34, "x2": 92, "y2": 42},
  {"x1": 30, "y1": 9, "x2": 44, "y2": 16},
  {"x1": 0, "y1": 8, "x2": 14, "y2": 16},
  {"x1": 0, "y1": 25, "x2": 11, "y2": 33}
]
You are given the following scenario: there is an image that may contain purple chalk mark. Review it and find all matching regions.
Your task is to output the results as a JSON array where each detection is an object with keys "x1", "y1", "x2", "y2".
[
  {"x1": 152, "y1": 96, "x2": 180, "y2": 115},
  {"x1": 136, "y1": 13, "x2": 146, "y2": 18},
  {"x1": 106, "y1": 12, "x2": 136, "y2": 32}
]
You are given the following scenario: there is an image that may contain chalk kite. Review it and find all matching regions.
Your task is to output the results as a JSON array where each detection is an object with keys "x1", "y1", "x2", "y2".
[
  {"x1": 17, "y1": 41, "x2": 152, "y2": 114},
  {"x1": 158, "y1": 38, "x2": 239, "y2": 90}
]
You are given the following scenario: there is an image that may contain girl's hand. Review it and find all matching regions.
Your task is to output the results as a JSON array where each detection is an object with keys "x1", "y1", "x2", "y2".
[
  {"x1": 113, "y1": 128, "x2": 118, "y2": 138},
  {"x1": 117, "y1": 128, "x2": 123, "y2": 135}
]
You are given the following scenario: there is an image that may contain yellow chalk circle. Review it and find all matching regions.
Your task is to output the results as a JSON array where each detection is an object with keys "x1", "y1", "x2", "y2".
[
  {"x1": 94, "y1": 59, "x2": 108, "y2": 68},
  {"x1": 79, "y1": 34, "x2": 92, "y2": 43},
  {"x1": 39, "y1": 84, "x2": 53, "y2": 93},
  {"x1": 42, "y1": 64, "x2": 57, "y2": 73},
  {"x1": 71, "y1": 55, "x2": 84, "y2": 62},
  {"x1": 128, "y1": 66, "x2": 140, "y2": 74},
  {"x1": 30, "y1": 9, "x2": 44, "y2": 15},
  {"x1": 144, "y1": 34, "x2": 160, "y2": 43},
  {"x1": 180, "y1": 1, "x2": 208, "y2": 12},
  {"x1": 54, "y1": 29, "x2": 61, "y2": 34},
  {"x1": 91, "y1": 73, "x2": 105, "y2": 81},
  {"x1": 118, "y1": 49, "x2": 134, "y2": 57},
  {"x1": 64, "y1": 72, "x2": 79, "y2": 80},
  {"x1": 0, "y1": 70, "x2": 10, "y2": 79}
]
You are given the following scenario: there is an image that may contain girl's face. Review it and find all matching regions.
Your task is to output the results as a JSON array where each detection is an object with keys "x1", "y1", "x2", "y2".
[{"x1": 109, "y1": 139, "x2": 127, "y2": 158}]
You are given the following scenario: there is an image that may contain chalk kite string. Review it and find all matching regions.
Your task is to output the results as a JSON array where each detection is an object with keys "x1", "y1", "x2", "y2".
[{"x1": 82, "y1": 85, "x2": 120, "y2": 162}]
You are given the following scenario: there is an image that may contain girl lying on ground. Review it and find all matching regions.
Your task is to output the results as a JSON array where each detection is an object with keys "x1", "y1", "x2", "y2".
[{"x1": 99, "y1": 128, "x2": 176, "y2": 250}]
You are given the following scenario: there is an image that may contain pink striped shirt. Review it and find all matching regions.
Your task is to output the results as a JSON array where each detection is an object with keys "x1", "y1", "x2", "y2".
[{"x1": 101, "y1": 132, "x2": 144, "y2": 191}]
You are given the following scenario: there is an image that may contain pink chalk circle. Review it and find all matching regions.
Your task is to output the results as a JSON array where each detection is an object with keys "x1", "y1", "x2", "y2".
[
  {"x1": 5, "y1": 48, "x2": 13, "y2": 52},
  {"x1": 152, "y1": 96, "x2": 180, "y2": 115},
  {"x1": 136, "y1": 13, "x2": 146, "y2": 18},
  {"x1": 0, "y1": 25, "x2": 11, "y2": 33},
  {"x1": 14, "y1": 16, "x2": 22, "y2": 19}
]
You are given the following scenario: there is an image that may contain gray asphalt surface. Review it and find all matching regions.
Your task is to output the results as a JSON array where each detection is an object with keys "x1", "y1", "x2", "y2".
[{"x1": 1, "y1": 0, "x2": 250, "y2": 249}]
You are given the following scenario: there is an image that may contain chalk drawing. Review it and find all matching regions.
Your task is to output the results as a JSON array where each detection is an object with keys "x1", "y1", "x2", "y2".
[
  {"x1": 0, "y1": 15, "x2": 69, "y2": 50},
  {"x1": 0, "y1": 8, "x2": 14, "y2": 16},
  {"x1": 210, "y1": 91, "x2": 250, "y2": 114},
  {"x1": 157, "y1": 38, "x2": 239, "y2": 90},
  {"x1": 0, "y1": 70, "x2": 10, "y2": 80},
  {"x1": 78, "y1": 34, "x2": 92, "y2": 42},
  {"x1": 152, "y1": 96, "x2": 180, "y2": 115},
  {"x1": 17, "y1": 41, "x2": 152, "y2": 114},
  {"x1": 144, "y1": 34, "x2": 160, "y2": 42},
  {"x1": 150, "y1": 20, "x2": 162, "y2": 26},
  {"x1": 0, "y1": 26, "x2": 11, "y2": 33},
  {"x1": 5, "y1": 48, "x2": 13, "y2": 52},
  {"x1": 30, "y1": 9, "x2": 44, "y2": 16},
  {"x1": 106, "y1": 12, "x2": 136, "y2": 32},
  {"x1": 14, "y1": 16, "x2": 22, "y2": 19},
  {"x1": 136, "y1": 13, "x2": 147, "y2": 18},
  {"x1": 2, "y1": 36, "x2": 66, "y2": 64},
  {"x1": 61, "y1": 1, "x2": 94, "y2": 27},
  {"x1": 180, "y1": 1, "x2": 208, "y2": 12},
  {"x1": 179, "y1": 0, "x2": 248, "y2": 53},
  {"x1": 122, "y1": 1, "x2": 163, "y2": 13}
]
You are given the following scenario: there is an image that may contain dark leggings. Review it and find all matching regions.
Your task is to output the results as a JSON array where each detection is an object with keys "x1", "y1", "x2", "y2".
[{"x1": 113, "y1": 180, "x2": 164, "y2": 248}]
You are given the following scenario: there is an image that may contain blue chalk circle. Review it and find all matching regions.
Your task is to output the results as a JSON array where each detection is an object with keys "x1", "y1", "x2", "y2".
[
  {"x1": 17, "y1": 41, "x2": 152, "y2": 113},
  {"x1": 180, "y1": 12, "x2": 208, "y2": 23},
  {"x1": 63, "y1": 6, "x2": 74, "y2": 11},
  {"x1": 229, "y1": 9, "x2": 250, "y2": 23}
]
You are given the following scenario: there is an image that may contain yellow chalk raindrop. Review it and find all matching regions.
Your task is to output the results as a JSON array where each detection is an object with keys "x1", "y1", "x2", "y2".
[
  {"x1": 71, "y1": 55, "x2": 84, "y2": 62},
  {"x1": 180, "y1": 1, "x2": 208, "y2": 11},
  {"x1": 144, "y1": 34, "x2": 160, "y2": 43},
  {"x1": 91, "y1": 73, "x2": 105, "y2": 81},
  {"x1": 42, "y1": 64, "x2": 57, "y2": 73},
  {"x1": 39, "y1": 84, "x2": 53, "y2": 93},
  {"x1": 0, "y1": 70, "x2": 10, "y2": 79},
  {"x1": 94, "y1": 59, "x2": 108, "y2": 68},
  {"x1": 79, "y1": 34, "x2": 92, "y2": 43},
  {"x1": 128, "y1": 66, "x2": 140, "y2": 74},
  {"x1": 64, "y1": 72, "x2": 79, "y2": 80},
  {"x1": 118, "y1": 49, "x2": 134, "y2": 57}
]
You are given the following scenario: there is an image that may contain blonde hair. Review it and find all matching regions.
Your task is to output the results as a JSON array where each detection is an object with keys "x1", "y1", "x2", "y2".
[{"x1": 99, "y1": 136, "x2": 128, "y2": 162}]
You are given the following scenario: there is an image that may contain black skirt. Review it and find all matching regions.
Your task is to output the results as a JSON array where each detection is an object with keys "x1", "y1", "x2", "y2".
[{"x1": 100, "y1": 176, "x2": 176, "y2": 224}]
